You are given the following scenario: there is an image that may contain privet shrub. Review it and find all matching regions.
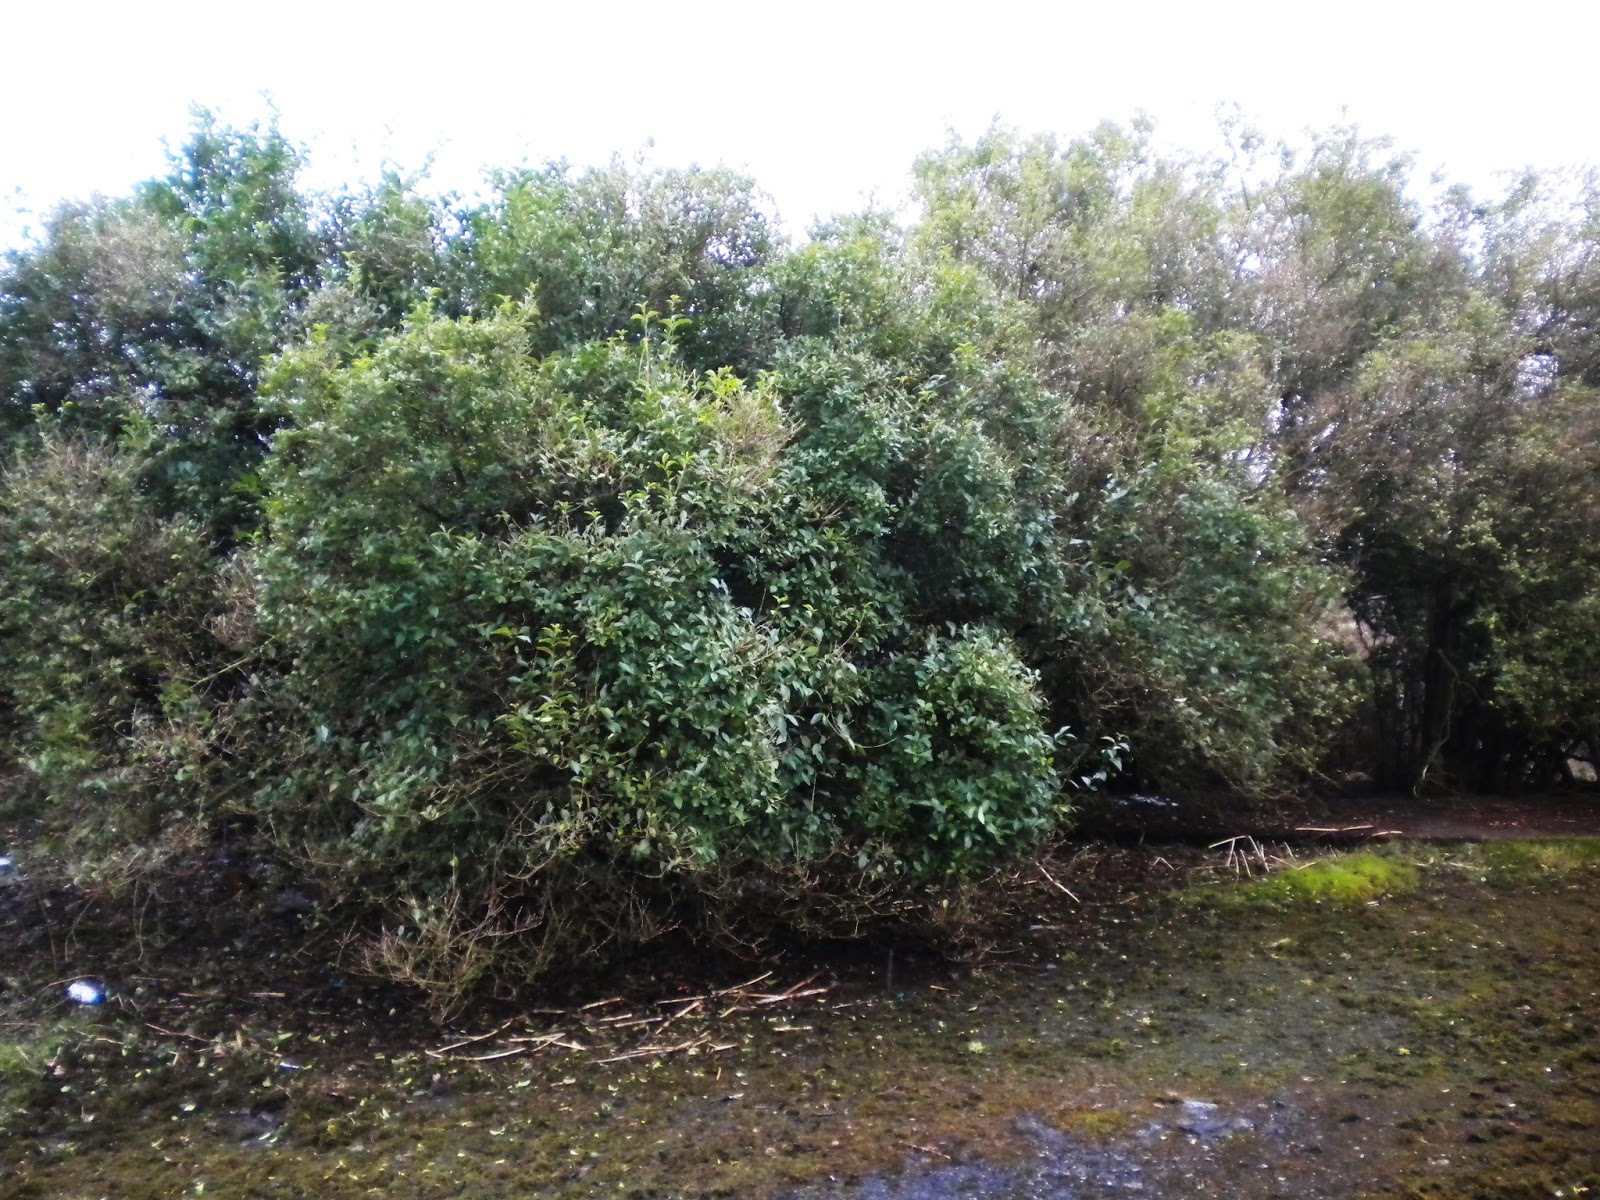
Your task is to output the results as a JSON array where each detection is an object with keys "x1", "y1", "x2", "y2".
[{"x1": 245, "y1": 307, "x2": 1072, "y2": 1002}]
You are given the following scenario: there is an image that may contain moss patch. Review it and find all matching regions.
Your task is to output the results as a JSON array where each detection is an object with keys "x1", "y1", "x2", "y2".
[{"x1": 1185, "y1": 850, "x2": 1421, "y2": 909}]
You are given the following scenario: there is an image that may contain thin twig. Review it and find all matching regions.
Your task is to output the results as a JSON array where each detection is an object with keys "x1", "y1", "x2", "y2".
[
  {"x1": 1293, "y1": 824, "x2": 1376, "y2": 834},
  {"x1": 460, "y1": 1046, "x2": 529, "y2": 1063},
  {"x1": 658, "y1": 971, "x2": 773, "y2": 1006},
  {"x1": 753, "y1": 987, "x2": 830, "y2": 1005},
  {"x1": 650, "y1": 998, "x2": 703, "y2": 1038},
  {"x1": 427, "y1": 1016, "x2": 522, "y2": 1057},
  {"x1": 1037, "y1": 862, "x2": 1080, "y2": 903},
  {"x1": 597, "y1": 1038, "x2": 703, "y2": 1065},
  {"x1": 145, "y1": 1023, "x2": 210, "y2": 1045}
]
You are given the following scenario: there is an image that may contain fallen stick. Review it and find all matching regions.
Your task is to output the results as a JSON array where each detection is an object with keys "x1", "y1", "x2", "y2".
[
  {"x1": 461, "y1": 1046, "x2": 529, "y2": 1063},
  {"x1": 596, "y1": 1038, "x2": 702, "y2": 1065},
  {"x1": 428, "y1": 1017, "x2": 522, "y2": 1057},
  {"x1": 657, "y1": 971, "x2": 774, "y2": 1006},
  {"x1": 651, "y1": 998, "x2": 704, "y2": 1038},
  {"x1": 753, "y1": 987, "x2": 831, "y2": 1005},
  {"x1": 145, "y1": 1022, "x2": 210, "y2": 1045},
  {"x1": 1037, "y1": 862, "x2": 1080, "y2": 903},
  {"x1": 777, "y1": 972, "x2": 821, "y2": 997},
  {"x1": 594, "y1": 1015, "x2": 664, "y2": 1030},
  {"x1": 1293, "y1": 824, "x2": 1376, "y2": 834},
  {"x1": 470, "y1": 1033, "x2": 588, "y2": 1058},
  {"x1": 506, "y1": 1032, "x2": 573, "y2": 1047}
]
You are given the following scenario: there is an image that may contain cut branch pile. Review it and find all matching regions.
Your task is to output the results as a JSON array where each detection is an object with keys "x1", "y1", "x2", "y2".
[{"x1": 1209, "y1": 834, "x2": 1296, "y2": 877}]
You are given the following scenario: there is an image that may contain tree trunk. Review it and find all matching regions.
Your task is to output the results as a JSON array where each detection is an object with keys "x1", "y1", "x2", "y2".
[{"x1": 1410, "y1": 587, "x2": 1462, "y2": 794}]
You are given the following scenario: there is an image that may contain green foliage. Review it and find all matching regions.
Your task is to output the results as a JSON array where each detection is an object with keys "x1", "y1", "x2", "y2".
[
  {"x1": 1313, "y1": 292, "x2": 1600, "y2": 788},
  {"x1": 0, "y1": 111, "x2": 326, "y2": 537},
  {"x1": 326, "y1": 170, "x2": 448, "y2": 329},
  {"x1": 242, "y1": 306, "x2": 1069, "y2": 993},
  {"x1": 1030, "y1": 317, "x2": 1357, "y2": 788},
  {"x1": 914, "y1": 120, "x2": 1600, "y2": 792},
  {"x1": 454, "y1": 162, "x2": 777, "y2": 370},
  {"x1": 842, "y1": 630, "x2": 1059, "y2": 875},
  {"x1": 0, "y1": 438, "x2": 241, "y2": 844}
]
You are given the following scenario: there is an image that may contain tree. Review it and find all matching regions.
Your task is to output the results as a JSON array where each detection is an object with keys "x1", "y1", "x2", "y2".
[{"x1": 0, "y1": 111, "x2": 326, "y2": 537}]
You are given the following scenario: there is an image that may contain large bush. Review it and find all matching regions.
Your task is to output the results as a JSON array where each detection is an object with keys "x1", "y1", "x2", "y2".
[{"x1": 244, "y1": 307, "x2": 1065, "y2": 998}]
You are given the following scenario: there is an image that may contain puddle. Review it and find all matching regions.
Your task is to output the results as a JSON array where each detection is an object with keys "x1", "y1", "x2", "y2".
[{"x1": 787, "y1": 1099, "x2": 1353, "y2": 1199}]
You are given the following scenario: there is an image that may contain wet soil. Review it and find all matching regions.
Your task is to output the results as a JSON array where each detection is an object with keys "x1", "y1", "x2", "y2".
[
  {"x1": 1072, "y1": 789, "x2": 1600, "y2": 845},
  {"x1": 2, "y1": 814, "x2": 1598, "y2": 1198},
  {"x1": 1324, "y1": 793, "x2": 1600, "y2": 841}
]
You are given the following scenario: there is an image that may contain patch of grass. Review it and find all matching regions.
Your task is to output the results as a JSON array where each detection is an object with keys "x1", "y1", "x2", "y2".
[
  {"x1": 1478, "y1": 837, "x2": 1600, "y2": 880},
  {"x1": 1185, "y1": 852, "x2": 1421, "y2": 909},
  {"x1": 0, "y1": 1018, "x2": 85, "y2": 1140},
  {"x1": 0, "y1": 1017, "x2": 82, "y2": 1086},
  {"x1": 0, "y1": 1042, "x2": 38, "y2": 1083}
]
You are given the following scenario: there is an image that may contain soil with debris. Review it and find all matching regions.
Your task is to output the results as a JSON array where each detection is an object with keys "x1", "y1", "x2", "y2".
[
  {"x1": 2, "y1": 795, "x2": 1599, "y2": 1199},
  {"x1": 1071, "y1": 789, "x2": 1600, "y2": 845}
]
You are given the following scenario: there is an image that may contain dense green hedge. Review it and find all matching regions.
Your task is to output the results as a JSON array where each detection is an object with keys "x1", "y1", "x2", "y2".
[{"x1": 3, "y1": 114, "x2": 1595, "y2": 998}]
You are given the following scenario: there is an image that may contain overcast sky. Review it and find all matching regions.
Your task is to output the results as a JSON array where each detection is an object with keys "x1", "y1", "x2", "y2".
[{"x1": 3, "y1": 0, "x2": 1597, "y2": 246}]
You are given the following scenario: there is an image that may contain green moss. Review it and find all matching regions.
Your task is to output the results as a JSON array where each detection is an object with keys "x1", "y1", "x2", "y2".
[
  {"x1": 1185, "y1": 851, "x2": 1421, "y2": 909},
  {"x1": 1052, "y1": 1105, "x2": 1140, "y2": 1140}
]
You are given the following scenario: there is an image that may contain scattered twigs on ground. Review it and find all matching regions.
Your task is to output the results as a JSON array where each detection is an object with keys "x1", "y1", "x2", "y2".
[
  {"x1": 425, "y1": 971, "x2": 832, "y2": 1068},
  {"x1": 596, "y1": 1035, "x2": 738, "y2": 1064},
  {"x1": 428, "y1": 1016, "x2": 523, "y2": 1056}
]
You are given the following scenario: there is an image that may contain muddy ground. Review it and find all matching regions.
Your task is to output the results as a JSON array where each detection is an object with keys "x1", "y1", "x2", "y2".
[{"x1": 2, "y1": 797, "x2": 1598, "y2": 1199}]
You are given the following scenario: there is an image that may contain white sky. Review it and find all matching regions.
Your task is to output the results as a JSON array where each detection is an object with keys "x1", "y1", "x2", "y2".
[{"x1": 3, "y1": 0, "x2": 1597, "y2": 246}]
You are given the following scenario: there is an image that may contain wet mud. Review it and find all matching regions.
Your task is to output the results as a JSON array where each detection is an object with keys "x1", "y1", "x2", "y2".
[{"x1": 2, "y1": 836, "x2": 1598, "y2": 1198}]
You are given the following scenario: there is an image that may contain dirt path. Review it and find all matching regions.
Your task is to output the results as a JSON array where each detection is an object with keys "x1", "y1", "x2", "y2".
[
  {"x1": 1073, "y1": 791, "x2": 1600, "y2": 846},
  {"x1": 1325, "y1": 794, "x2": 1600, "y2": 841}
]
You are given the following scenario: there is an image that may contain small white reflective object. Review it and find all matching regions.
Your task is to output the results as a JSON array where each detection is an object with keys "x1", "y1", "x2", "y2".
[{"x1": 67, "y1": 980, "x2": 105, "y2": 1005}]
